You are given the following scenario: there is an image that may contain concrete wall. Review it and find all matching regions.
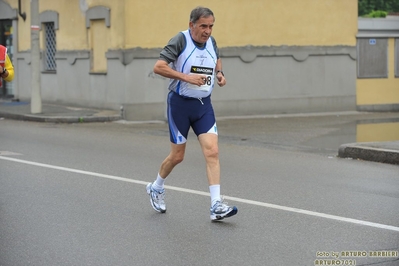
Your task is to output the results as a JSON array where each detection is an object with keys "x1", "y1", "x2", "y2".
[{"x1": 2, "y1": 0, "x2": 358, "y2": 120}]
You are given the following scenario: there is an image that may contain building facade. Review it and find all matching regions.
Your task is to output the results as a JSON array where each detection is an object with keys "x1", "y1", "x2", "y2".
[
  {"x1": 1, "y1": 0, "x2": 360, "y2": 120},
  {"x1": 357, "y1": 17, "x2": 399, "y2": 112}
]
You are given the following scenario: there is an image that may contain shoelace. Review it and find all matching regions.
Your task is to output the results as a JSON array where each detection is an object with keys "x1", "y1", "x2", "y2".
[
  {"x1": 212, "y1": 198, "x2": 229, "y2": 212},
  {"x1": 153, "y1": 189, "x2": 165, "y2": 201}
]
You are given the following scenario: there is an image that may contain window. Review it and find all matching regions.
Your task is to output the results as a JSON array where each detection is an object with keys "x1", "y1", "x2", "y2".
[
  {"x1": 357, "y1": 38, "x2": 388, "y2": 78},
  {"x1": 43, "y1": 22, "x2": 56, "y2": 71},
  {"x1": 39, "y1": 10, "x2": 58, "y2": 72}
]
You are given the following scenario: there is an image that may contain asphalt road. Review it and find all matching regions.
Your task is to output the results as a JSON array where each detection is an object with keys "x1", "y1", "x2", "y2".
[{"x1": 0, "y1": 114, "x2": 398, "y2": 266}]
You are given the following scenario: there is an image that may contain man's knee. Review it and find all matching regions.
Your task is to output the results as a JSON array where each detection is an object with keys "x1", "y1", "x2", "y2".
[
  {"x1": 204, "y1": 145, "x2": 219, "y2": 159},
  {"x1": 171, "y1": 154, "x2": 184, "y2": 165},
  {"x1": 169, "y1": 147, "x2": 185, "y2": 165}
]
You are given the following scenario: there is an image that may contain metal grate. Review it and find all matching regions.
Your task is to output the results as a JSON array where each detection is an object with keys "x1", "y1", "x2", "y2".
[{"x1": 44, "y1": 22, "x2": 56, "y2": 71}]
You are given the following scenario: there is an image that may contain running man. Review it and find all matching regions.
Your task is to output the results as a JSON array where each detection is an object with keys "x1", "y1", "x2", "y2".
[{"x1": 146, "y1": 6, "x2": 238, "y2": 221}]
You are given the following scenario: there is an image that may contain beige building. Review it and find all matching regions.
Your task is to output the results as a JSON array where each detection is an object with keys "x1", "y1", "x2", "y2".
[
  {"x1": 357, "y1": 17, "x2": 399, "y2": 112},
  {"x1": 0, "y1": 0, "x2": 371, "y2": 120}
]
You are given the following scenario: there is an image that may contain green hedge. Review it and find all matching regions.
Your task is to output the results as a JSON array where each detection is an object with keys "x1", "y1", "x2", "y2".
[{"x1": 364, "y1": 10, "x2": 388, "y2": 17}]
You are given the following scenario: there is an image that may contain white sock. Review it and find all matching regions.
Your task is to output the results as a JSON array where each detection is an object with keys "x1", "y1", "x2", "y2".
[
  {"x1": 152, "y1": 173, "x2": 165, "y2": 191},
  {"x1": 209, "y1": 185, "x2": 221, "y2": 207}
]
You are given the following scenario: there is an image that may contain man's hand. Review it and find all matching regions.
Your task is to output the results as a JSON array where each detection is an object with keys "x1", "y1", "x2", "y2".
[
  {"x1": 216, "y1": 72, "x2": 226, "y2": 87},
  {"x1": 186, "y1": 74, "x2": 208, "y2": 86},
  {"x1": 154, "y1": 60, "x2": 207, "y2": 87}
]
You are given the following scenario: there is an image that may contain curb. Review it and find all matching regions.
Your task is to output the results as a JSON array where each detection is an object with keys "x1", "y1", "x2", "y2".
[
  {"x1": 338, "y1": 143, "x2": 399, "y2": 165},
  {"x1": 0, "y1": 112, "x2": 122, "y2": 123}
]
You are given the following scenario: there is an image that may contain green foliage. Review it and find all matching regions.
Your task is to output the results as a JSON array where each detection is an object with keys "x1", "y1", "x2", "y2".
[
  {"x1": 358, "y1": 0, "x2": 399, "y2": 16},
  {"x1": 364, "y1": 10, "x2": 388, "y2": 17}
]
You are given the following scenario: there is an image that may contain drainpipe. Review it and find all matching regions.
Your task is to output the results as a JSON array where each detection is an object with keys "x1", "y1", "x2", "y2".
[{"x1": 18, "y1": 0, "x2": 26, "y2": 21}]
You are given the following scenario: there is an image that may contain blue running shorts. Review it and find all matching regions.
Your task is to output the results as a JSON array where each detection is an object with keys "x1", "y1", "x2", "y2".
[{"x1": 167, "y1": 91, "x2": 218, "y2": 144}]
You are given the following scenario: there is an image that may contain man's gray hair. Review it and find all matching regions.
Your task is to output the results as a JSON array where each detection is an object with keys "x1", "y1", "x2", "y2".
[{"x1": 190, "y1": 6, "x2": 214, "y2": 24}]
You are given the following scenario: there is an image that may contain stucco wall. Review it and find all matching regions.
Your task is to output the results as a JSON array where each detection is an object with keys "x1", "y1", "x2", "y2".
[{"x1": 124, "y1": 0, "x2": 357, "y2": 47}]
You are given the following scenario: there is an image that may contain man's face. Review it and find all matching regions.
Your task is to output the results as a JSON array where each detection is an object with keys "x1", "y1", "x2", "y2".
[{"x1": 189, "y1": 16, "x2": 214, "y2": 43}]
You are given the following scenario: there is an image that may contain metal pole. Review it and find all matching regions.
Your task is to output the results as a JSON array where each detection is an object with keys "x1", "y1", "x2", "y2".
[{"x1": 30, "y1": 0, "x2": 41, "y2": 114}]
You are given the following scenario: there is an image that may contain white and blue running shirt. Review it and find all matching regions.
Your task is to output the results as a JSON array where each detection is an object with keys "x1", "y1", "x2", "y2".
[{"x1": 165, "y1": 30, "x2": 218, "y2": 99}]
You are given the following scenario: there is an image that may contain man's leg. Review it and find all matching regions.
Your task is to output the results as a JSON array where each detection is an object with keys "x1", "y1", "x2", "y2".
[
  {"x1": 159, "y1": 142, "x2": 186, "y2": 179},
  {"x1": 147, "y1": 91, "x2": 190, "y2": 213},
  {"x1": 198, "y1": 133, "x2": 220, "y2": 185},
  {"x1": 198, "y1": 132, "x2": 221, "y2": 205},
  {"x1": 199, "y1": 133, "x2": 238, "y2": 221},
  {"x1": 146, "y1": 142, "x2": 186, "y2": 213}
]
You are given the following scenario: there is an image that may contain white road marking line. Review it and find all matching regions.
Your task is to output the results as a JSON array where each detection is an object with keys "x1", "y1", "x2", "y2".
[
  {"x1": 222, "y1": 196, "x2": 399, "y2": 232},
  {"x1": 1, "y1": 155, "x2": 398, "y2": 233},
  {"x1": 0, "y1": 151, "x2": 22, "y2": 156}
]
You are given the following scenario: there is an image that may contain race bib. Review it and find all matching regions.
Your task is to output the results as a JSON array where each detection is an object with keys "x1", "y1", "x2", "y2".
[{"x1": 186, "y1": 66, "x2": 213, "y2": 92}]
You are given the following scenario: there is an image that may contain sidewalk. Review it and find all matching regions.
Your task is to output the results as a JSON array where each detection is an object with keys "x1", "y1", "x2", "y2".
[
  {"x1": 0, "y1": 99, "x2": 398, "y2": 165},
  {"x1": 0, "y1": 99, "x2": 121, "y2": 123}
]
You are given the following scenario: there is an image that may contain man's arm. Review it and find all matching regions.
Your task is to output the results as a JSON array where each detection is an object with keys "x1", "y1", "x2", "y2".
[
  {"x1": 154, "y1": 32, "x2": 204, "y2": 85},
  {"x1": 153, "y1": 60, "x2": 207, "y2": 87},
  {"x1": 153, "y1": 59, "x2": 188, "y2": 81},
  {"x1": 215, "y1": 58, "x2": 226, "y2": 87},
  {"x1": 211, "y1": 37, "x2": 225, "y2": 87}
]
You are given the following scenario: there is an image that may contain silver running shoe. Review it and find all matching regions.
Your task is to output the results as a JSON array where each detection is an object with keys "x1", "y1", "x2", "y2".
[
  {"x1": 146, "y1": 183, "x2": 166, "y2": 213},
  {"x1": 210, "y1": 199, "x2": 238, "y2": 221}
]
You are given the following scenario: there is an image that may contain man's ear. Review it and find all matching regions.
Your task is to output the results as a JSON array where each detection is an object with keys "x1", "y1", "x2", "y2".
[{"x1": 189, "y1": 21, "x2": 194, "y2": 29}]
